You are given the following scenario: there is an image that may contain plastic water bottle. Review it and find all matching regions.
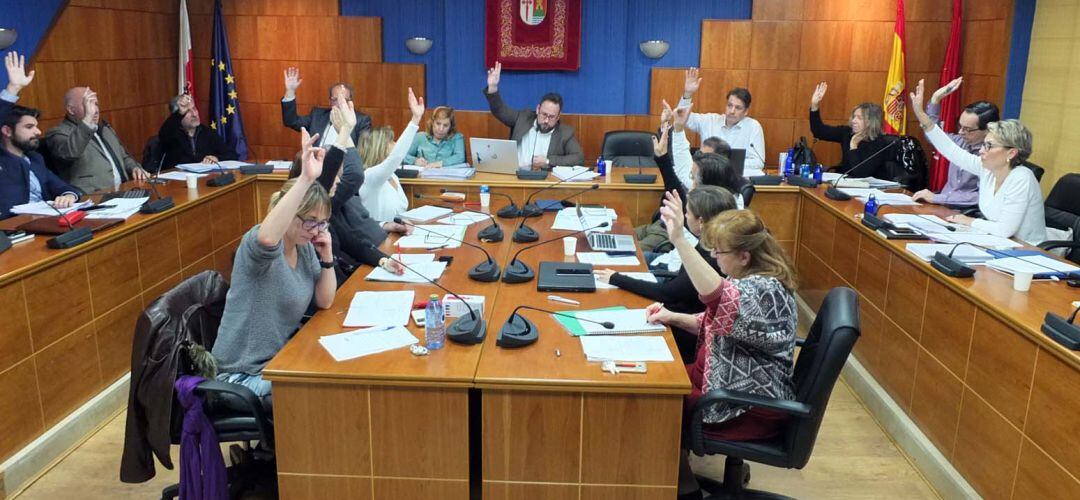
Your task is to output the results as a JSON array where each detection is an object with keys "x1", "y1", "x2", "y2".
[
  {"x1": 864, "y1": 193, "x2": 879, "y2": 217},
  {"x1": 596, "y1": 155, "x2": 606, "y2": 176},
  {"x1": 424, "y1": 294, "x2": 445, "y2": 350},
  {"x1": 783, "y1": 148, "x2": 794, "y2": 177},
  {"x1": 479, "y1": 185, "x2": 490, "y2": 208},
  {"x1": 813, "y1": 164, "x2": 823, "y2": 183},
  {"x1": 800, "y1": 164, "x2": 811, "y2": 179}
]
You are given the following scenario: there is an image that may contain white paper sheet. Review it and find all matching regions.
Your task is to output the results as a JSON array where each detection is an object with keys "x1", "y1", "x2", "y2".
[
  {"x1": 552, "y1": 165, "x2": 599, "y2": 182},
  {"x1": 318, "y1": 325, "x2": 418, "y2": 362},
  {"x1": 905, "y1": 243, "x2": 992, "y2": 263},
  {"x1": 437, "y1": 212, "x2": 490, "y2": 226},
  {"x1": 365, "y1": 261, "x2": 447, "y2": 283},
  {"x1": 156, "y1": 171, "x2": 209, "y2": 181},
  {"x1": 395, "y1": 224, "x2": 467, "y2": 249},
  {"x1": 400, "y1": 205, "x2": 453, "y2": 222},
  {"x1": 574, "y1": 309, "x2": 667, "y2": 335},
  {"x1": 343, "y1": 290, "x2": 415, "y2": 327},
  {"x1": 551, "y1": 209, "x2": 612, "y2": 232},
  {"x1": 85, "y1": 197, "x2": 149, "y2": 220},
  {"x1": 267, "y1": 160, "x2": 293, "y2": 170},
  {"x1": 174, "y1": 163, "x2": 217, "y2": 173},
  {"x1": 10, "y1": 200, "x2": 92, "y2": 215},
  {"x1": 580, "y1": 336, "x2": 674, "y2": 362},
  {"x1": 986, "y1": 256, "x2": 1079, "y2": 276},
  {"x1": 926, "y1": 232, "x2": 1022, "y2": 249},
  {"x1": 576, "y1": 252, "x2": 639, "y2": 266}
]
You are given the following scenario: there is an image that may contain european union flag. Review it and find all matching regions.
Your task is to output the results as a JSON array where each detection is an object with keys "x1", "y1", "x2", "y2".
[{"x1": 209, "y1": 0, "x2": 248, "y2": 160}]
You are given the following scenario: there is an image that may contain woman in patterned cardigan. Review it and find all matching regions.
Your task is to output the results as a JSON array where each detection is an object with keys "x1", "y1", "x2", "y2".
[{"x1": 645, "y1": 191, "x2": 798, "y2": 499}]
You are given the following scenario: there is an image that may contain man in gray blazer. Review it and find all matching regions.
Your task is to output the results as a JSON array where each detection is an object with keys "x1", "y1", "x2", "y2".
[
  {"x1": 44, "y1": 87, "x2": 148, "y2": 194},
  {"x1": 483, "y1": 62, "x2": 584, "y2": 169},
  {"x1": 281, "y1": 67, "x2": 371, "y2": 148}
]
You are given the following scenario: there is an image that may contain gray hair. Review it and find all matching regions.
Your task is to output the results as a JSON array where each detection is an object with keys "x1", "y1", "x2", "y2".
[{"x1": 987, "y1": 119, "x2": 1032, "y2": 167}]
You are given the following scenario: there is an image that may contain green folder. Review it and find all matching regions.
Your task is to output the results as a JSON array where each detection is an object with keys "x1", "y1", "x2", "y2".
[{"x1": 553, "y1": 306, "x2": 628, "y2": 336}]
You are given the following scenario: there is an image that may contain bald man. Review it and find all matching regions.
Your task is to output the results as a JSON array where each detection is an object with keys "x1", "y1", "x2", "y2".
[{"x1": 44, "y1": 86, "x2": 147, "y2": 194}]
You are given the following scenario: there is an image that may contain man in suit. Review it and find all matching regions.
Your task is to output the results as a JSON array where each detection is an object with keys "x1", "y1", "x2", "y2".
[
  {"x1": 157, "y1": 94, "x2": 238, "y2": 170},
  {"x1": 280, "y1": 67, "x2": 370, "y2": 148},
  {"x1": 44, "y1": 87, "x2": 149, "y2": 194},
  {"x1": 483, "y1": 62, "x2": 584, "y2": 169}
]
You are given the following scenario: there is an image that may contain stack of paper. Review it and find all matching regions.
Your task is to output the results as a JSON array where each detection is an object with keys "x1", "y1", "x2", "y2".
[
  {"x1": 318, "y1": 326, "x2": 418, "y2": 362},
  {"x1": 419, "y1": 167, "x2": 475, "y2": 180},
  {"x1": 551, "y1": 208, "x2": 612, "y2": 232},
  {"x1": 864, "y1": 177, "x2": 903, "y2": 189},
  {"x1": 267, "y1": 160, "x2": 293, "y2": 170},
  {"x1": 580, "y1": 336, "x2": 674, "y2": 362},
  {"x1": 343, "y1": 290, "x2": 415, "y2": 327},
  {"x1": 576, "y1": 252, "x2": 639, "y2": 266},
  {"x1": 157, "y1": 171, "x2": 208, "y2": 182},
  {"x1": 85, "y1": 197, "x2": 149, "y2": 220},
  {"x1": 574, "y1": 309, "x2": 666, "y2": 335},
  {"x1": 10, "y1": 200, "x2": 92, "y2": 215},
  {"x1": 552, "y1": 166, "x2": 599, "y2": 182},
  {"x1": 986, "y1": 255, "x2": 1079, "y2": 277},
  {"x1": 366, "y1": 261, "x2": 447, "y2": 283},
  {"x1": 855, "y1": 190, "x2": 918, "y2": 206},
  {"x1": 174, "y1": 163, "x2": 217, "y2": 173},
  {"x1": 395, "y1": 224, "x2": 467, "y2": 249},
  {"x1": 884, "y1": 214, "x2": 963, "y2": 234},
  {"x1": 400, "y1": 205, "x2": 453, "y2": 222},
  {"x1": 928, "y1": 233, "x2": 1022, "y2": 249},
  {"x1": 905, "y1": 243, "x2": 992, "y2": 263},
  {"x1": 437, "y1": 212, "x2": 490, "y2": 226}
]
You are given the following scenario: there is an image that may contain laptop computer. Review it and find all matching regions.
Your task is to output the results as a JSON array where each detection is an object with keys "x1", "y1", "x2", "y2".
[
  {"x1": 469, "y1": 138, "x2": 519, "y2": 175},
  {"x1": 576, "y1": 205, "x2": 636, "y2": 252}
]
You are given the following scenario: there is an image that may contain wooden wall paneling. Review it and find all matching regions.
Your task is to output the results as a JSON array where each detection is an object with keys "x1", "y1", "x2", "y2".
[
  {"x1": 581, "y1": 486, "x2": 676, "y2": 500},
  {"x1": 751, "y1": 0, "x2": 804, "y2": 21},
  {"x1": 798, "y1": 21, "x2": 854, "y2": 71},
  {"x1": 855, "y1": 235, "x2": 890, "y2": 313},
  {"x1": 1012, "y1": 438, "x2": 1080, "y2": 498},
  {"x1": 624, "y1": 115, "x2": 655, "y2": 132},
  {"x1": 648, "y1": 68, "x2": 684, "y2": 115},
  {"x1": 342, "y1": 63, "x2": 383, "y2": 108},
  {"x1": 854, "y1": 299, "x2": 884, "y2": 369},
  {"x1": 694, "y1": 69, "x2": 750, "y2": 115},
  {"x1": 963, "y1": 20, "x2": 1010, "y2": 76},
  {"x1": 0, "y1": 282, "x2": 32, "y2": 373},
  {"x1": 951, "y1": 388, "x2": 1023, "y2": 499},
  {"x1": 274, "y1": 382, "x2": 372, "y2": 475},
  {"x1": 212, "y1": 238, "x2": 241, "y2": 280},
  {"x1": 753, "y1": 191, "x2": 799, "y2": 241},
  {"x1": 182, "y1": 255, "x2": 216, "y2": 281},
  {"x1": 338, "y1": 16, "x2": 382, "y2": 63},
  {"x1": 756, "y1": 118, "x2": 794, "y2": 168},
  {"x1": 577, "y1": 114, "x2": 626, "y2": 163},
  {"x1": 700, "y1": 21, "x2": 752, "y2": 70},
  {"x1": 483, "y1": 482, "x2": 580, "y2": 500},
  {"x1": 0, "y1": 360, "x2": 45, "y2": 461},
  {"x1": 580, "y1": 394, "x2": 681, "y2": 485},
  {"x1": 909, "y1": 348, "x2": 964, "y2": 456},
  {"x1": 36, "y1": 324, "x2": 103, "y2": 427},
  {"x1": 795, "y1": 71, "x2": 849, "y2": 121},
  {"x1": 136, "y1": 218, "x2": 182, "y2": 291},
  {"x1": 964, "y1": 0, "x2": 1012, "y2": 21},
  {"x1": 905, "y1": 22, "x2": 952, "y2": 73},
  {"x1": 849, "y1": 22, "x2": 893, "y2": 72},
  {"x1": 1024, "y1": 349, "x2": 1080, "y2": 478},
  {"x1": 30, "y1": 61, "x2": 76, "y2": 120},
  {"x1": 94, "y1": 297, "x2": 144, "y2": 383},
  {"x1": 794, "y1": 243, "x2": 828, "y2": 310},
  {"x1": 177, "y1": 202, "x2": 215, "y2": 267},
  {"x1": 747, "y1": 71, "x2": 799, "y2": 119},
  {"x1": 368, "y1": 387, "x2": 470, "y2": 479},
  {"x1": 958, "y1": 74, "x2": 1004, "y2": 111},
  {"x1": 749, "y1": 21, "x2": 803, "y2": 70},
  {"x1": 918, "y1": 279, "x2": 975, "y2": 378},
  {"x1": 829, "y1": 219, "x2": 860, "y2": 285},
  {"x1": 278, "y1": 475, "x2": 373, "y2": 500},
  {"x1": 255, "y1": 16, "x2": 300, "y2": 61},
  {"x1": 221, "y1": 17, "x2": 259, "y2": 61},
  {"x1": 843, "y1": 72, "x2": 889, "y2": 115},
  {"x1": 964, "y1": 310, "x2": 1036, "y2": 428},
  {"x1": 482, "y1": 391, "x2": 582, "y2": 483},
  {"x1": 906, "y1": 0, "x2": 954, "y2": 22},
  {"x1": 237, "y1": 183, "x2": 258, "y2": 228},
  {"x1": 884, "y1": 254, "x2": 928, "y2": 340},
  {"x1": 371, "y1": 479, "x2": 469, "y2": 500},
  {"x1": 86, "y1": 234, "x2": 141, "y2": 316},
  {"x1": 293, "y1": 60, "x2": 344, "y2": 107},
  {"x1": 877, "y1": 319, "x2": 918, "y2": 410},
  {"x1": 24, "y1": 256, "x2": 93, "y2": 351}
]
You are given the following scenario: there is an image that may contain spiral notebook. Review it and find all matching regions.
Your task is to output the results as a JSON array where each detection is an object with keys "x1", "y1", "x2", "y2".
[{"x1": 572, "y1": 308, "x2": 666, "y2": 335}]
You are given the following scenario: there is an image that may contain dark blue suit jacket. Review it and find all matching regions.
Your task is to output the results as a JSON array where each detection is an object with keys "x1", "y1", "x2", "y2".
[{"x1": 0, "y1": 98, "x2": 80, "y2": 219}]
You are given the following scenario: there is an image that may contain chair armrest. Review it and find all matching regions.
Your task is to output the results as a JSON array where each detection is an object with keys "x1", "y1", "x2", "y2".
[
  {"x1": 693, "y1": 388, "x2": 812, "y2": 418},
  {"x1": 1038, "y1": 240, "x2": 1080, "y2": 251},
  {"x1": 195, "y1": 379, "x2": 274, "y2": 448}
]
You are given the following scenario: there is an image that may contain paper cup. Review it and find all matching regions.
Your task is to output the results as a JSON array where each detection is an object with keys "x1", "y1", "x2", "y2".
[
  {"x1": 479, "y1": 192, "x2": 490, "y2": 208},
  {"x1": 185, "y1": 173, "x2": 198, "y2": 189},
  {"x1": 778, "y1": 152, "x2": 788, "y2": 169},
  {"x1": 1013, "y1": 271, "x2": 1033, "y2": 292},
  {"x1": 562, "y1": 236, "x2": 577, "y2": 256}
]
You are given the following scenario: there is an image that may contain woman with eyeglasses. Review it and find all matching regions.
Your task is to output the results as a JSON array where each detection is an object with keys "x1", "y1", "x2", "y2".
[
  {"x1": 910, "y1": 79, "x2": 1048, "y2": 245},
  {"x1": 211, "y1": 129, "x2": 337, "y2": 402}
]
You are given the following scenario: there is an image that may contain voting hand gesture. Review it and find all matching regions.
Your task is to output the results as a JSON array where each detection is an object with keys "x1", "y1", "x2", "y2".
[
  {"x1": 930, "y1": 77, "x2": 963, "y2": 105},
  {"x1": 486, "y1": 62, "x2": 502, "y2": 93},
  {"x1": 300, "y1": 127, "x2": 324, "y2": 182},
  {"x1": 810, "y1": 82, "x2": 828, "y2": 111},
  {"x1": 4, "y1": 51, "x2": 34, "y2": 95},
  {"x1": 283, "y1": 67, "x2": 303, "y2": 93},
  {"x1": 407, "y1": 87, "x2": 425, "y2": 125},
  {"x1": 659, "y1": 189, "x2": 686, "y2": 243},
  {"x1": 653, "y1": 122, "x2": 670, "y2": 157},
  {"x1": 683, "y1": 67, "x2": 701, "y2": 97}
]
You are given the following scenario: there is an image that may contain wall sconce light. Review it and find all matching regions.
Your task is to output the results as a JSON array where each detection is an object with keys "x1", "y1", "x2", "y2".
[
  {"x1": 0, "y1": 29, "x2": 17, "y2": 50},
  {"x1": 405, "y1": 37, "x2": 433, "y2": 55},
  {"x1": 639, "y1": 40, "x2": 669, "y2": 59}
]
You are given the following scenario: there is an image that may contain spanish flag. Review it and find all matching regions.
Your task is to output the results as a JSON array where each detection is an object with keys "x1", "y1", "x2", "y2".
[{"x1": 883, "y1": 0, "x2": 907, "y2": 135}]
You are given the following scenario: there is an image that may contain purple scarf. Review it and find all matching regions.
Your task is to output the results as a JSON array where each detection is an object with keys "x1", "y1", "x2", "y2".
[{"x1": 175, "y1": 375, "x2": 228, "y2": 500}]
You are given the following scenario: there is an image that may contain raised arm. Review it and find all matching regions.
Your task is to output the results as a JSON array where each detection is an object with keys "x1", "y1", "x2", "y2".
[
  {"x1": 280, "y1": 67, "x2": 313, "y2": 132},
  {"x1": 257, "y1": 128, "x2": 322, "y2": 247},
  {"x1": 482, "y1": 62, "x2": 521, "y2": 128},
  {"x1": 359, "y1": 88, "x2": 424, "y2": 194},
  {"x1": 910, "y1": 79, "x2": 982, "y2": 176},
  {"x1": 660, "y1": 190, "x2": 723, "y2": 295},
  {"x1": 670, "y1": 100, "x2": 694, "y2": 191},
  {"x1": 808, "y1": 82, "x2": 850, "y2": 143}
]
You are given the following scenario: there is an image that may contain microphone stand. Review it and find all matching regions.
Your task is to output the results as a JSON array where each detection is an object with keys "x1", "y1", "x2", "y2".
[
  {"x1": 514, "y1": 184, "x2": 599, "y2": 243},
  {"x1": 139, "y1": 176, "x2": 175, "y2": 214},
  {"x1": 520, "y1": 166, "x2": 596, "y2": 219},
  {"x1": 45, "y1": 201, "x2": 93, "y2": 249},
  {"x1": 392, "y1": 217, "x2": 501, "y2": 282},
  {"x1": 498, "y1": 304, "x2": 614, "y2": 348},
  {"x1": 414, "y1": 193, "x2": 503, "y2": 242},
  {"x1": 824, "y1": 139, "x2": 900, "y2": 201},
  {"x1": 206, "y1": 160, "x2": 235, "y2": 187},
  {"x1": 503, "y1": 221, "x2": 610, "y2": 283}
]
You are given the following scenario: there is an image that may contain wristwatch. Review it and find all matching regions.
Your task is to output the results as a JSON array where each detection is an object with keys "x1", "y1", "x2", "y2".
[{"x1": 319, "y1": 258, "x2": 336, "y2": 269}]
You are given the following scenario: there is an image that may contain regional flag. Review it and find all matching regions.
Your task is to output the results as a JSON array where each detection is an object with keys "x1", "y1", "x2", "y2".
[
  {"x1": 178, "y1": 0, "x2": 196, "y2": 108},
  {"x1": 209, "y1": 0, "x2": 249, "y2": 160},
  {"x1": 883, "y1": 0, "x2": 907, "y2": 135}
]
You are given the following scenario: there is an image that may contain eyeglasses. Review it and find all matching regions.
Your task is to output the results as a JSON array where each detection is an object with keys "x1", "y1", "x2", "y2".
[
  {"x1": 295, "y1": 215, "x2": 330, "y2": 232},
  {"x1": 979, "y1": 141, "x2": 1008, "y2": 152},
  {"x1": 957, "y1": 125, "x2": 981, "y2": 134},
  {"x1": 537, "y1": 110, "x2": 560, "y2": 121}
]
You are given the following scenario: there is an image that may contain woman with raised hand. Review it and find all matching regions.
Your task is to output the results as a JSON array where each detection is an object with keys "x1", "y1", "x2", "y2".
[
  {"x1": 211, "y1": 128, "x2": 337, "y2": 403},
  {"x1": 910, "y1": 79, "x2": 1048, "y2": 244},
  {"x1": 357, "y1": 87, "x2": 425, "y2": 224},
  {"x1": 808, "y1": 81, "x2": 895, "y2": 178},
  {"x1": 405, "y1": 105, "x2": 466, "y2": 167},
  {"x1": 645, "y1": 191, "x2": 798, "y2": 499}
]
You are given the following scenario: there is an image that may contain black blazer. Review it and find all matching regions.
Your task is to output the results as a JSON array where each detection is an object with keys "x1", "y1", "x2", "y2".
[
  {"x1": 281, "y1": 100, "x2": 371, "y2": 147},
  {"x1": 157, "y1": 111, "x2": 238, "y2": 170},
  {"x1": 809, "y1": 108, "x2": 897, "y2": 178},
  {"x1": 483, "y1": 88, "x2": 585, "y2": 167},
  {"x1": 0, "y1": 99, "x2": 81, "y2": 219}
]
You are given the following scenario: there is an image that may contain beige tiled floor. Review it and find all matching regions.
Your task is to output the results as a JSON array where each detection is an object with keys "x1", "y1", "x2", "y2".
[{"x1": 13, "y1": 380, "x2": 938, "y2": 499}]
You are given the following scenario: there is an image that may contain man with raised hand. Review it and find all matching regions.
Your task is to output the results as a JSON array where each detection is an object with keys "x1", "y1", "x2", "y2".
[
  {"x1": 281, "y1": 67, "x2": 370, "y2": 148},
  {"x1": 677, "y1": 67, "x2": 766, "y2": 169}
]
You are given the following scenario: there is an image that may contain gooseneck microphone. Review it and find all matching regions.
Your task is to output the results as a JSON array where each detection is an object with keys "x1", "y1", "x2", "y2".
[
  {"x1": 414, "y1": 193, "x2": 503, "y2": 242},
  {"x1": 503, "y1": 221, "x2": 610, "y2": 283},
  {"x1": 498, "y1": 304, "x2": 614, "y2": 348},
  {"x1": 520, "y1": 166, "x2": 596, "y2": 218},
  {"x1": 1042, "y1": 304, "x2": 1080, "y2": 350},
  {"x1": 824, "y1": 139, "x2": 900, "y2": 201},
  {"x1": 514, "y1": 183, "x2": 599, "y2": 243},
  {"x1": 45, "y1": 200, "x2": 93, "y2": 249},
  {"x1": 139, "y1": 176, "x2": 175, "y2": 214},
  {"x1": 392, "y1": 216, "x2": 501, "y2": 282},
  {"x1": 367, "y1": 243, "x2": 486, "y2": 344},
  {"x1": 206, "y1": 160, "x2": 235, "y2": 187},
  {"x1": 440, "y1": 187, "x2": 521, "y2": 219},
  {"x1": 930, "y1": 242, "x2": 994, "y2": 278}
]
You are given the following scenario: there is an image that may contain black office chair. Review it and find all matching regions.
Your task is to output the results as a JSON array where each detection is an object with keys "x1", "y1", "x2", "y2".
[
  {"x1": 602, "y1": 130, "x2": 658, "y2": 168},
  {"x1": 1023, "y1": 161, "x2": 1045, "y2": 184},
  {"x1": 739, "y1": 179, "x2": 756, "y2": 208},
  {"x1": 141, "y1": 135, "x2": 165, "y2": 176},
  {"x1": 688, "y1": 287, "x2": 860, "y2": 499},
  {"x1": 1038, "y1": 173, "x2": 1080, "y2": 264}
]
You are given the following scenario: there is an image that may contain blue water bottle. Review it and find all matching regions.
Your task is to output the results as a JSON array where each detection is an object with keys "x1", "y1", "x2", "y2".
[
  {"x1": 864, "y1": 193, "x2": 879, "y2": 217},
  {"x1": 800, "y1": 164, "x2": 811, "y2": 179},
  {"x1": 783, "y1": 148, "x2": 794, "y2": 178},
  {"x1": 424, "y1": 294, "x2": 445, "y2": 350},
  {"x1": 813, "y1": 164, "x2": 823, "y2": 184},
  {"x1": 596, "y1": 155, "x2": 606, "y2": 176}
]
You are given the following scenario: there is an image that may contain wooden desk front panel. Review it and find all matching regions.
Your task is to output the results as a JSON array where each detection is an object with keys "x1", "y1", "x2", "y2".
[
  {"x1": 0, "y1": 178, "x2": 257, "y2": 463},
  {"x1": 794, "y1": 187, "x2": 1080, "y2": 498}
]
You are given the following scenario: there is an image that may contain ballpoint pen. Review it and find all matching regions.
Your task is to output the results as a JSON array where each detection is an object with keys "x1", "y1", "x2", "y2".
[{"x1": 547, "y1": 295, "x2": 580, "y2": 305}]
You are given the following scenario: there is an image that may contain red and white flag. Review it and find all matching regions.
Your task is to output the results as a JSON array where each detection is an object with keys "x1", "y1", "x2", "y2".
[{"x1": 178, "y1": 0, "x2": 197, "y2": 105}]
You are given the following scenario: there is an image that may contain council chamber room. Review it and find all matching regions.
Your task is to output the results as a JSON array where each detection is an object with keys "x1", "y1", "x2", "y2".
[{"x1": 0, "y1": 0, "x2": 1077, "y2": 499}]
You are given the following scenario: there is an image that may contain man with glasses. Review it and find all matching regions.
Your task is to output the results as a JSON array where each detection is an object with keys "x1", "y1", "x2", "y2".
[
  {"x1": 911, "y1": 78, "x2": 998, "y2": 208},
  {"x1": 483, "y1": 62, "x2": 584, "y2": 169}
]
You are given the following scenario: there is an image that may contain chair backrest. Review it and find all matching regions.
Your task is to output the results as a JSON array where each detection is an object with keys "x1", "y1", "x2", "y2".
[
  {"x1": 141, "y1": 135, "x2": 164, "y2": 175},
  {"x1": 1023, "y1": 161, "x2": 1045, "y2": 183},
  {"x1": 739, "y1": 179, "x2": 755, "y2": 208},
  {"x1": 784, "y1": 287, "x2": 860, "y2": 468},
  {"x1": 601, "y1": 130, "x2": 658, "y2": 168},
  {"x1": 1045, "y1": 173, "x2": 1080, "y2": 221}
]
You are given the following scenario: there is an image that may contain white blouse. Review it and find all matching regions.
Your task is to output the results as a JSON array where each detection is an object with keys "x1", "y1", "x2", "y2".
[
  {"x1": 359, "y1": 122, "x2": 418, "y2": 223},
  {"x1": 925, "y1": 126, "x2": 1047, "y2": 245}
]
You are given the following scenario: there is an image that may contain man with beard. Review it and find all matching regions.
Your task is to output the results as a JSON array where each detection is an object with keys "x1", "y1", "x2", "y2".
[
  {"x1": 483, "y1": 62, "x2": 584, "y2": 169},
  {"x1": 1, "y1": 52, "x2": 80, "y2": 220}
]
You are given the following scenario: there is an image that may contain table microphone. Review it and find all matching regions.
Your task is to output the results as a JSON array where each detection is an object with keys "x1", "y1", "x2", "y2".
[
  {"x1": 414, "y1": 193, "x2": 503, "y2": 242},
  {"x1": 206, "y1": 160, "x2": 235, "y2": 187},
  {"x1": 824, "y1": 139, "x2": 900, "y2": 201},
  {"x1": 514, "y1": 183, "x2": 598, "y2": 243},
  {"x1": 147, "y1": 149, "x2": 168, "y2": 185},
  {"x1": 392, "y1": 216, "x2": 501, "y2": 282},
  {"x1": 520, "y1": 166, "x2": 596, "y2": 218},
  {"x1": 1042, "y1": 304, "x2": 1080, "y2": 350},
  {"x1": 440, "y1": 188, "x2": 521, "y2": 219},
  {"x1": 931, "y1": 242, "x2": 994, "y2": 278},
  {"x1": 503, "y1": 221, "x2": 609, "y2": 283},
  {"x1": 45, "y1": 201, "x2": 93, "y2": 249},
  {"x1": 140, "y1": 176, "x2": 175, "y2": 214},
  {"x1": 367, "y1": 243, "x2": 486, "y2": 344},
  {"x1": 498, "y1": 304, "x2": 613, "y2": 348}
]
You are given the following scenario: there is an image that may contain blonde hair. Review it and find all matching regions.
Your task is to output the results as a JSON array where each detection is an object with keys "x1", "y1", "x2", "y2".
[
  {"x1": 701, "y1": 209, "x2": 797, "y2": 290},
  {"x1": 987, "y1": 119, "x2": 1032, "y2": 167},
  {"x1": 359, "y1": 126, "x2": 395, "y2": 168},
  {"x1": 268, "y1": 178, "x2": 331, "y2": 218},
  {"x1": 853, "y1": 103, "x2": 885, "y2": 141}
]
